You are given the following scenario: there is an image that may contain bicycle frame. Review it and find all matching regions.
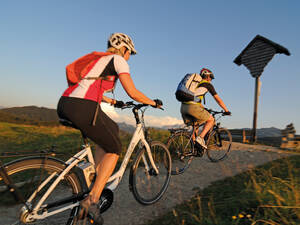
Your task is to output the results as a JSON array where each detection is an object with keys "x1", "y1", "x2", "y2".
[
  {"x1": 0, "y1": 160, "x2": 26, "y2": 203},
  {"x1": 169, "y1": 109, "x2": 224, "y2": 156},
  {"x1": 23, "y1": 104, "x2": 159, "y2": 222},
  {"x1": 188, "y1": 110, "x2": 223, "y2": 141}
]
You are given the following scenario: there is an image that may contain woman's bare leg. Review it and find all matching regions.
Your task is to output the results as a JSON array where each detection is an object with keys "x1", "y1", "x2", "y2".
[{"x1": 82, "y1": 146, "x2": 119, "y2": 205}]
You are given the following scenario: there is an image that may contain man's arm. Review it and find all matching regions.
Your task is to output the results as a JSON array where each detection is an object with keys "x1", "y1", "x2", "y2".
[{"x1": 213, "y1": 94, "x2": 229, "y2": 112}]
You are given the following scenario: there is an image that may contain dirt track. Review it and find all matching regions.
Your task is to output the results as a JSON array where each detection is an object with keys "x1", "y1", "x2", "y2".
[
  {"x1": 101, "y1": 143, "x2": 292, "y2": 225},
  {"x1": 0, "y1": 143, "x2": 294, "y2": 225}
]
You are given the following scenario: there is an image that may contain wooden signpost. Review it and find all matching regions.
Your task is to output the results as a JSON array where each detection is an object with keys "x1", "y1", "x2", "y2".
[{"x1": 234, "y1": 35, "x2": 290, "y2": 142}]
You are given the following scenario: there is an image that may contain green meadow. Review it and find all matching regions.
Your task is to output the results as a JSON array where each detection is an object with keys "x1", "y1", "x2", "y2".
[
  {"x1": 1, "y1": 121, "x2": 299, "y2": 224},
  {"x1": 0, "y1": 122, "x2": 134, "y2": 163}
]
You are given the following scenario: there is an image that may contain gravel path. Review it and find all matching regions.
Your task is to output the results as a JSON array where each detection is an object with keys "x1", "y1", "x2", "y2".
[
  {"x1": 102, "y1": 143, "x2": 293, "y2": 225},
  {"x1": 0, "y1": 143, "x2": 294, "y2": 225}
]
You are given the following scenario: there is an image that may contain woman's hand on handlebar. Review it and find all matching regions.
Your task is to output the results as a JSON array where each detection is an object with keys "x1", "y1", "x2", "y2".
[
  {"x1": 152, "y1": 99, "x2": 163, "y2": 109},
  {"x1": 223, "y1": 111, "x2": 231, "y2": 116},
  {"x1": 120, "y1": 100, "x2": 163, "y2": 110},
  {"x1": 114, "y1": 100, "x2": 126, "y2": 108}
]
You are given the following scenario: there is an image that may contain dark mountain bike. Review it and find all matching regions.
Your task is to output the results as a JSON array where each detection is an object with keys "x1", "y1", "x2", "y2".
[{"x1": 167, "y1": 109, "x2": 232, "y2": 175}]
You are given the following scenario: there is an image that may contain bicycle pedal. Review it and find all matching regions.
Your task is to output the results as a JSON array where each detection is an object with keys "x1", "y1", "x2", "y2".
[
  {"x1": 194, "y1": 147, "x2": 204, "y2": 157},
  {"x1": 98, "y1": 188, "x2": 114, "y2": 213},
  {"x1": 86, "y1": 214, "x2": 103, "y2": 225}
]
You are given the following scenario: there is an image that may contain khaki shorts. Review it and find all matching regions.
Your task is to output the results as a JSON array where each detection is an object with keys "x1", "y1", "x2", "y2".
[{"x1": 180, "y1": 103, "x2": 210, "y2": 125}]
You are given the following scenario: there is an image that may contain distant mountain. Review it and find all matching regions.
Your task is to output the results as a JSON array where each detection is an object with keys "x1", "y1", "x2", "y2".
[
  {"x1": 0, "y1": 106, "x2": 285, "y2": 137},
  {"x1": 161, "y1": 124, "x2": 184, "y2": 130},
  {"x1": 0, "y1": 106, "x2": 59, "y2": 126},
  {"x1": 117, "y1": 122, "x2": 135, "y2": 133},
  {"x1": 1, "y1": 106, "x2": 58, "y2": 122},
  {"x1": 0, "y1": 106, "x2": 135, "y2": 132},
  {"x1": 142, "y1": 125, "x2": 283, "y2": 137},
  {"x1": 230, "y1": 127, "x2": 282, "y2": 137},
  {"x1": 256, "y1": 127, "x2": 282, "y2": 137},
  {"x1": 0, "y1": 106, "x2": 4, "y2": 109}
]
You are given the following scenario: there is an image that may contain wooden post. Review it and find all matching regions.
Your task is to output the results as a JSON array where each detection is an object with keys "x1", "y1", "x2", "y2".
[
  {"x1": 252, "y1": 77, "x2": 261, "y2": 143},
  {"x1": 242, "y1": 130, "x2": 246, "y2": 143}
]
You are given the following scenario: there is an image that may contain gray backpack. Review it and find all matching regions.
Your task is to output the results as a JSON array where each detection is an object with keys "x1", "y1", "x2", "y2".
[{"x1": 175, "y1": 73, "x2": 203, "y2": 102}]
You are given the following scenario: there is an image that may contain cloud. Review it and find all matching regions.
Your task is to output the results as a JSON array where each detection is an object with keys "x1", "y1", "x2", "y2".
[
  {"x1": 101, "y1": 103, "x2": 183, "y2": 127},
  {"x1": 144, "y1": 115, "x2": 183, "y2": 127}
]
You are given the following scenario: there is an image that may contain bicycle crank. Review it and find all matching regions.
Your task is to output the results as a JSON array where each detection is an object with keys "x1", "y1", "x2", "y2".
[{"x1": 98, "y1": 188, "x2": 114, "y2": 213}]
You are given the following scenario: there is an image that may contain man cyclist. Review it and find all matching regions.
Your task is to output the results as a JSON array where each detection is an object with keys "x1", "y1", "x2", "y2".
[
  {"x1": 57, "y1": 33, "x2": 162, "y2": 225},
  {"x1": 180, "y1": 68, "x2": 231, "y2": 149}
]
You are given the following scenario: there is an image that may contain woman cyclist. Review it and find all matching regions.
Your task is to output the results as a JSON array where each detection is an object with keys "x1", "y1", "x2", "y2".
[{"x1": 57, "y1": 33, "x2": 162, "y2": 224}]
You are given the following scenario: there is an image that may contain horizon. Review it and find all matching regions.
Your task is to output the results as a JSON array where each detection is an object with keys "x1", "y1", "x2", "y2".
[{"x1": 0, "y1": 104, "x2": 294, "y2": 133}]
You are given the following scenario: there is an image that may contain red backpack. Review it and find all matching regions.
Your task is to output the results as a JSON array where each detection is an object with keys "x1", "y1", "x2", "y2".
[{"x1": 66, "y1": 51, "x2": 113, "y2": 86}]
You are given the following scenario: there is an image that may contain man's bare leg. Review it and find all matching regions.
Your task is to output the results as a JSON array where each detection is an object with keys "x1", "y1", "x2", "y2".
[{"x1": 199, "y1": 114, "x2": 214, "y2": 138}]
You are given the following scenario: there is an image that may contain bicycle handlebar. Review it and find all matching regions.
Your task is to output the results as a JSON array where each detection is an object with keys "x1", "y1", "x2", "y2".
[
  {"x1": 121, "y1": 101, "x2": 163, "y2": 125},
  {"x1": 121, "y1": 101, "x2": 164, "y2": 111},
  {"x1": 205, "y1": 108, "x2": 231, "y2": 116}
]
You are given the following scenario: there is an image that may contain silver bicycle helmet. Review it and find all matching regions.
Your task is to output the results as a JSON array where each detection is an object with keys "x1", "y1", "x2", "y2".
[{"x1": 108, "y1": 33, "x2": 137, "y2": 55}]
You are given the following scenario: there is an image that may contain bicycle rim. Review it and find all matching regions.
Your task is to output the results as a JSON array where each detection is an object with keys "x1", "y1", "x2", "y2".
[
  {"x1": 0, "y1": 157, "x2": 82, "y2": 225},
  {"x1": 167, "y1": 132, "x2": 194, "y2": 175},
  {"x1": 129, "y1": 141, "x2": 171, "y2": 205},
  {"x1": 206, "y1": 128, "x2": 232, "y2": 162}
]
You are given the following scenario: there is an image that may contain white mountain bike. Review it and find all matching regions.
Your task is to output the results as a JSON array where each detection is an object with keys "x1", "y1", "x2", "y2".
[{"x1": 0, "y1": 102, "x2": 172, "y2": 225}]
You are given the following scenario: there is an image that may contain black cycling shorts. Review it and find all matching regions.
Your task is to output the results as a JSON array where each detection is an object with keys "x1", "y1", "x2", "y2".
[{"x1": 57, "y1": 96, "x2": 122, "y2": 155}]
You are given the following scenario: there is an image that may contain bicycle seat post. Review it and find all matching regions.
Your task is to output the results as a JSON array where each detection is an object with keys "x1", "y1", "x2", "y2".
[
  {"x1": 59, "y1": 119, "x2": 89, "y2": 147},
  {"x1": 81, "y1": 131, "x2": 89, "y2": 146}
]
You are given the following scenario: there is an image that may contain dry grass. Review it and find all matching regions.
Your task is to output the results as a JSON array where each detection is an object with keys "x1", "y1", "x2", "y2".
[{"x1": 146, "y1": 156, "x2": 300, "y2": 225}]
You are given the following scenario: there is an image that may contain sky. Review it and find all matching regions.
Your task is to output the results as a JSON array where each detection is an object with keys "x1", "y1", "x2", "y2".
[{"x1": 1, "y1": 0, "x2": 299, "y2": 132}]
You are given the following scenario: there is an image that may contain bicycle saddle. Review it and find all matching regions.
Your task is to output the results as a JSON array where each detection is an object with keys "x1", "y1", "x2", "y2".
[
  {"x1": 59, "y1": 119, "x2": 78, "y2": 129},
  {"x1": 59, "y1": 119, "x2": 88, "y2": 141}
]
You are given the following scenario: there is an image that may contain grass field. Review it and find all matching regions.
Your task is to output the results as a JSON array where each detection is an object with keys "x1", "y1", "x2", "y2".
[
  {"x1": 1, "y1": 122, "x2": 299, "y2": 224},
  {"x1": 0, "y1": 122, "x2": 134, "y2": 163},
  {"x1": 145, "y1": 155, "x2": 300, "y2": 225}
]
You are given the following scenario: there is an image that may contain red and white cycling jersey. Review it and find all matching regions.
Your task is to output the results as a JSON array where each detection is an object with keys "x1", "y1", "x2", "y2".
[{"x1": 62, "y1": 54, "x2": 130, "y2": 103}]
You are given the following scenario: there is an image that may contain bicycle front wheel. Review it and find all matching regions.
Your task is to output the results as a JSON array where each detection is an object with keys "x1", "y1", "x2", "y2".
[
  {"x1": 129, "y1": 141, "x2": 171, "y2": 205},
  {"x1": 206, "y1": 128, "x2": 232, "y2": 162},
  {"x1": 167, "y1": 131, "x2": 194, "y2": 175},
  {"x1": 0, "y1": 156, "x2": 82, "y2": 225}
]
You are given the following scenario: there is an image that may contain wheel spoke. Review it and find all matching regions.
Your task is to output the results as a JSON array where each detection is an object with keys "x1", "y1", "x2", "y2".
[
  {"x1": 167, "y1": 132, "x2": 194, "y2": 175},
  {"x1": 207, "y1": 128, "x2": 232, "y2": 162},
  {"x1": 130, "y1": 141, "x2": 171, "y2": 205},
  {"x1": 0, "y1": 157, "x2": 82, "y2": 225}
]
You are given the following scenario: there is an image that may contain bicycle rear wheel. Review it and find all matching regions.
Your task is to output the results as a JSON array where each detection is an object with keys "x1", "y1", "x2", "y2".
[
  {"x1": 167, "y1": 131, "x2": 194, "y2": 175},
  {"x1": 0, "y1": 156, "x2": 82, "y2": 225},
  {"x1": 206, "y1": 128, "x2": 232, "y2": 162},
  {"x1": 129, "y1": 141, "x2": 171, "y2": 205}
]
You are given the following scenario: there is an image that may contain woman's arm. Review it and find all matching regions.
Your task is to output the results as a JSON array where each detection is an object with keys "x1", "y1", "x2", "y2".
[
  {"x1": 102, "y1": 95, "x2": 116, "y2": 105},
  {"x1": 119, "y1": 74, "x2": 156, "y2": 106}
]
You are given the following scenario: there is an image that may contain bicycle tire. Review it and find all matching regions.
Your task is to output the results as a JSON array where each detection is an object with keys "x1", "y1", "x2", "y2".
[
  {"x1": 0, "y1": 156, "x2": 82, "y2": 225},
  {"x1": 206, "y1": 127, "x2": 232, "y2": 162},
  {"x1": 167, "y1": 131, "x2": 194, "y2": 175},
  {"x1": 129, "y1": 141, "x2": 171, "y2": 205}
]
